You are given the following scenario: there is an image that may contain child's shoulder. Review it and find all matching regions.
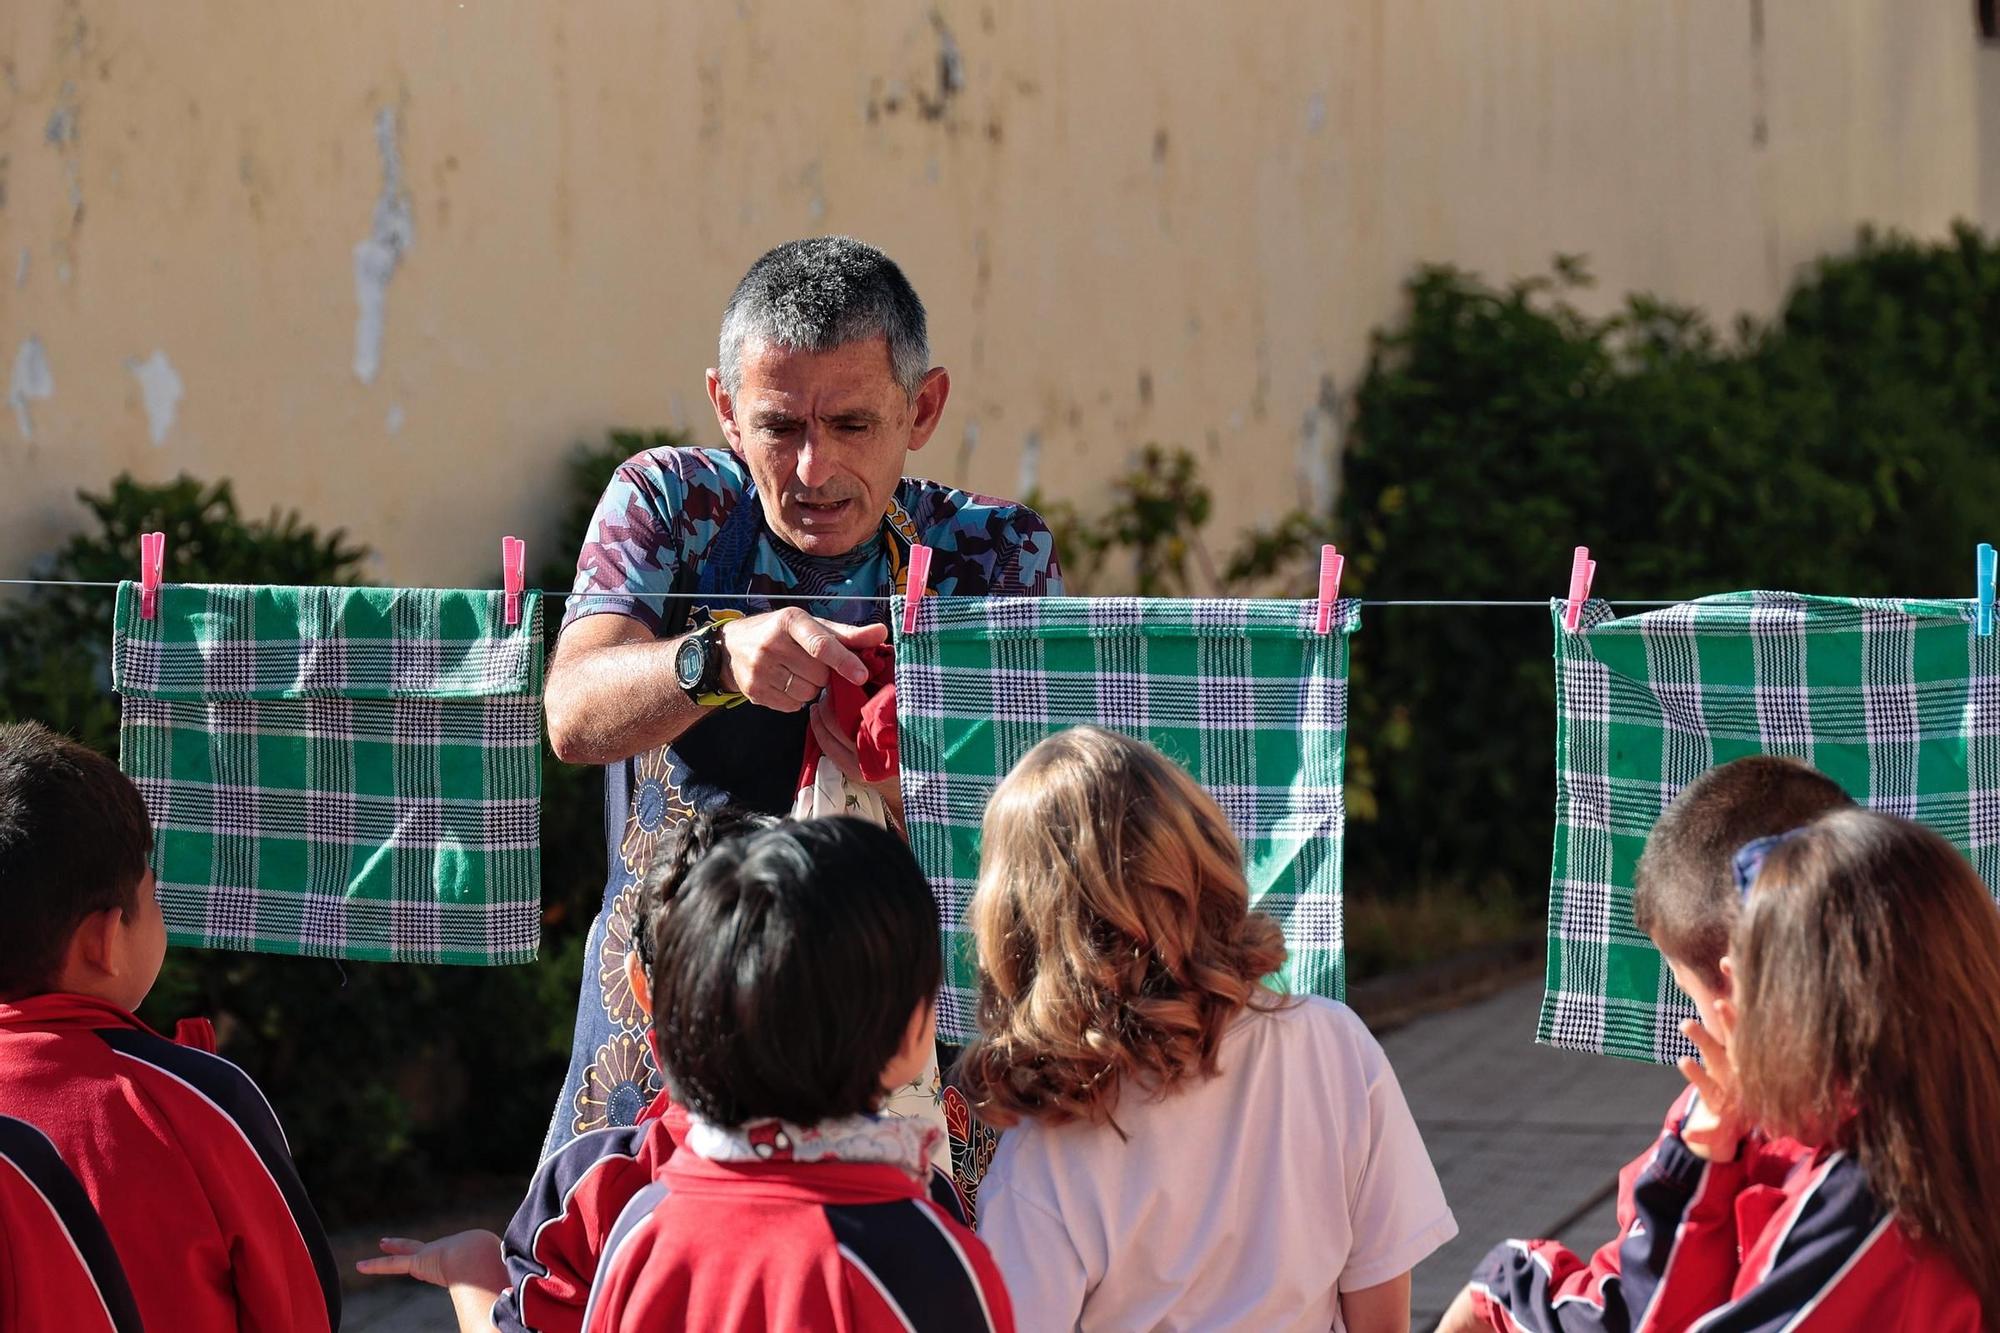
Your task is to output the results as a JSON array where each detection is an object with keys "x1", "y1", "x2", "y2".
[
  {"x1": 92, "y1": 1026, "x2": 299, "y2": 1167},
  {"x1": 1252, "y1": 994, "x2": 1380, "y2": 1055}
]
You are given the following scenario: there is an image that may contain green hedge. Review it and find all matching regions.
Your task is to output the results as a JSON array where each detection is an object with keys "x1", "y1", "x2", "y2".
[
  {"x1": 0, "y1": 438, "x2": 678, "y2": 1222},
  {"x1": 1338, "y1": 224, "x2": 2000, "y2": 898}
]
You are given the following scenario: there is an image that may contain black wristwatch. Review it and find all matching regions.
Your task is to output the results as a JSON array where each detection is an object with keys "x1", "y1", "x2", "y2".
[{"x1": 673, "y1": 622, "x2": 728, "y2": 700}]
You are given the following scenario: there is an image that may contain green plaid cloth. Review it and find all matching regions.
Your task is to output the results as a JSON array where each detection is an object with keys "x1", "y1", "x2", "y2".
[
  {"x1": 1544, "y1": 590, "x2": 2000, "y2": 1064},
  {"x1": 896, "y1": 595, "x2": 1359, "y2": 1043},
  {"x1": 111, "y1": 582, "x2": 544, "y2": 965}
]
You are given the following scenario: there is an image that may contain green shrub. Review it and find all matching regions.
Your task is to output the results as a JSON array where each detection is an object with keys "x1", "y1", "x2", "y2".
[
  {"x1": 1338, "y1": 223, "x2": 2000, "y2": 900},
  {"x1": 0, "y1": 443, "x2": 678, "y2": 1223}
]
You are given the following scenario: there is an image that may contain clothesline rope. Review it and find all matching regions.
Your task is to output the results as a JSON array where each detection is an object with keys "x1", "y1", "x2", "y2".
[{"x1": 0, "y1": 577, "x2": 1703, "y2": 608}]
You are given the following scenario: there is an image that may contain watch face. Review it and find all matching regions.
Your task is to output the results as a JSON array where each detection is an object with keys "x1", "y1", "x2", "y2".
[{"x1": 675, "y1": 634, "x2": 706, "y2": 690}]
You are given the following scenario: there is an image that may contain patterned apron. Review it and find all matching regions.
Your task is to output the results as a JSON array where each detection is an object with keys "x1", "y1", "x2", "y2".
[{"x1": 543, "y1": 489, "x2": 955, "y2": 1171}]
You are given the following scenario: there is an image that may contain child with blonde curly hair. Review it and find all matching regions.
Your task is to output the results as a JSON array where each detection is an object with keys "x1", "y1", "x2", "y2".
[{"x1": 957, "y1": 726, "x2": 1455, "y2": 1333}]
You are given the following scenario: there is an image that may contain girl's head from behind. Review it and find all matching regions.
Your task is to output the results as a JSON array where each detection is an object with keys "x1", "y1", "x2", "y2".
[
  {"x1": 1732, "y1": 807, "x2": 2000, "y2": 1310},
  {"x1": 649, "y1": 816, "x2": 940, "y2": 1128},
  {"x1": 958, "y1": 726, "x2": 1288, "y2": 1129}
]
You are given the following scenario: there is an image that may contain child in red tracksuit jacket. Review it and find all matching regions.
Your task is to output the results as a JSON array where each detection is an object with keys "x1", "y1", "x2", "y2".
[
  {"x1": 357, "y1": 808, "x2": 776, "y2": 1331},
  {"x1": 582, "y1": 817, "x2": 1015, "y2": 1333},
  {"x1": 0, "y1": 1113, "x2": 142, "y2": 1333},
  {"x1": 363, "y1": 808, "x2": 972, "y2": 1332},
  {"x1": 0, "y1": 722, "x2": 337, "y2": 1333},
  {"x1": 1441, "y1": 756, "x2": 1853, "y2": 1333},
  {"x1": 1451, "y1": 796, "x2": 2000, "y2": 1329}
]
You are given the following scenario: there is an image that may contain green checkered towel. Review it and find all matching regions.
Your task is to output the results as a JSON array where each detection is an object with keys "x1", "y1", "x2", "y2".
[
  {"x1": 1543, "y1": 590, "x2": 2000, "y2": 1064},
  {"x1": 111, "y1": 582, "x2": 544, "y2": 965},
  {"x1": 896, "y1": 595, "x2": 1359, "y2": 1043}
]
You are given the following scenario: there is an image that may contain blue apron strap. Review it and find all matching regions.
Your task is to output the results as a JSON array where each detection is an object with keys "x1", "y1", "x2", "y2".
[{"x1": 695, "y1": 482, "x2": 768, "y2": 604}]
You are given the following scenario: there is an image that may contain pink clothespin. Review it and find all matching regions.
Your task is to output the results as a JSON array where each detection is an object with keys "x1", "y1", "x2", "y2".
[
  {"x1": 902, "y1": 544, "x2": 934, "y2": 635},
  {"x1": 138, "y1": 531, "x2": 166, "y2": 621},
  {"x1": 1562, "y1": 545, "x2": 1597, "y2": 632},
  {"x1": 502, "y1": 536, "x2": 525, "y2": 627},
  {"x1": 1314, "y1": 544, "x2": 1345, "y2": 635}
]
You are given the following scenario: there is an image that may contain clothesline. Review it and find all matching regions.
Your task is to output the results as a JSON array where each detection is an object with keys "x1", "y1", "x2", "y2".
[{"x1": 0, "y1": 578, "x2": 1694, "y2": 608}]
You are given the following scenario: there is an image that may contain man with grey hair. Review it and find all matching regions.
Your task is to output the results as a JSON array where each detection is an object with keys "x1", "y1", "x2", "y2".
[{"x1": 540, "y1": 237, "x2": 1062, "y2": 1158}]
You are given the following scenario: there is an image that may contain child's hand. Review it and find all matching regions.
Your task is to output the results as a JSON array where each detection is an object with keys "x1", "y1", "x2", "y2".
[
  {"x1": 1676, "y1": 1018, "x2": 1745, "y2": 1163},
  {"x1": 356, "y1": 1230, "x2": 507, "y2": 1292},
  {"x1": 1435, "y1": 1284, "x2": 1490, "y2": 1333}
]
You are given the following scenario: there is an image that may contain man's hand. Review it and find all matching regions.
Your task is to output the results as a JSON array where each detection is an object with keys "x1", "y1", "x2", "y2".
[
  {"x1": 719, "y1": 608, "x2": 887, "y2": 712},
  {"x1": 809, "y1": 697, "x2": 905, "y2": 830},
  {"x1": 1676, "y1": 1018, "x2": 1745, "y2": 1163}
]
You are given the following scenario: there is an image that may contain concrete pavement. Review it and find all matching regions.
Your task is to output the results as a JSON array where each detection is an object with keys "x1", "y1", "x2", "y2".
[{"x1": 1387, "y1": 978, "x2": 1684, "y2": 1328}]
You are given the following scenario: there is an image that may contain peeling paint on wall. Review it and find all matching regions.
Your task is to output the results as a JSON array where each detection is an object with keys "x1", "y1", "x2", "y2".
[
  {"x1": 955, "y1": 418, "x2": 980, "y2": 478},
  {"x1": 1296, "y1": 374, "x2": 1340, "y2": 513},
  {"x1": 9, "y1": 337, "x2": 53, "y2": 440},
  {"x1": 932, "y1": 12, "x2": 964, "y2": 101},
  {"x1": 385, "y1": 403, "x2": 405, "y2": 435},
  {"x1": 14, "y1": 249, "x2": 27, "y2": 289},
  {"x1": 44, "y1": 77, "x2": 84, "y2": 278},
  {"x1": 44, "y1": 100, "x2": 78, "y2": 146},
  {"x1": 352, "y1": 106, "x2": 414, "y2": 385},
  {"x1": 126, "y1": 350, "x2": 183, "y2": 446},
  {"x1": 1018, "y1": 428, "x2": 1041, "y2": 496}
]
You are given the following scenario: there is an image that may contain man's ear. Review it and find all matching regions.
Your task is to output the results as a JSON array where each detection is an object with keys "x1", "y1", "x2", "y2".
[
  {"x1": 904, "y1": 367, "x2": 950, "y2": 454},
  {"x1": 706, "y1": 367, "x2": 743, "y2": 451}
]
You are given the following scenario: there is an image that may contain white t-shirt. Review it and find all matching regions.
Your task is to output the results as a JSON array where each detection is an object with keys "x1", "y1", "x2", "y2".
[{"x1": 976, "y1": 996, "x2": 1456, "y2": 1333}]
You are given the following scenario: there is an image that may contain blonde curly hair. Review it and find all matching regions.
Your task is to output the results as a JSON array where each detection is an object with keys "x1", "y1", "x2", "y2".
[{"x1": 954, "y1": 726, "x2": 1290, "y2": 1129}]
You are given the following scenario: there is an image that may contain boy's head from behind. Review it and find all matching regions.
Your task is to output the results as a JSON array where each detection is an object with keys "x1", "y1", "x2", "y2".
[
  {"x1": 0, "y1": 723, "x2": 165, "y2": 1009},
  {"x1": 1632, "y1": 755, "x2": 1851, "y2": 1002},
  {"x1": 649, "y1": 816, "x2": 941, "y2": 1128},
  {"x1": 623, "y1": 805, "x2": 781, "y2": 1013}
]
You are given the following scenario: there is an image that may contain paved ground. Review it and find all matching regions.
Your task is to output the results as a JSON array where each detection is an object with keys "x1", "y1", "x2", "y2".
[
  {"x1": 1387, "y1": 978, "x2": 1684, "y2": 1328},
  {"x1": 343, "y1": 977, "x2": 1682, "y2": 1331}
]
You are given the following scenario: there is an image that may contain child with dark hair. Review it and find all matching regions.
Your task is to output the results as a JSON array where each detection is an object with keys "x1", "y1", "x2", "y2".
[
  {"x1": 581, "y1": 817, "x2": 1014, "y2": 1333},
  {"x1": 362, "y1": 806, "x2": 779, "y2": 1331},
  {"x1": 0, "y1": 721, "x2": 337, "y2": 1332},
  {"x1": 1442, "y1": 754, "x2": 1855, "y2": 1332}
]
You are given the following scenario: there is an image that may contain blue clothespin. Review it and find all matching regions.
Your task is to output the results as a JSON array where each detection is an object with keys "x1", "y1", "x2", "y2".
[{"x1": 1978, "y1": 543, "x2": 1995, "y2": 637}]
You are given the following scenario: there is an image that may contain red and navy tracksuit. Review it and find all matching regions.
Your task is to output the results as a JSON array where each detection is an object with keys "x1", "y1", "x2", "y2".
[
  {"x1": 580, "y1": 1123, "x2": 1012, "y2": 1333},
  {"x1": 1467, "y1": 1088, "x2": 1983, "y2": 1332},
  {"x1": 494, "y1": 1093, "x2": 973, "y2": 1333},
  {"x1": 0, "y1": 993, "x2": 337, "y2": 1333},
  {"x1": 0, "y1": 1113, "x2": 143, "y2": 1333}
]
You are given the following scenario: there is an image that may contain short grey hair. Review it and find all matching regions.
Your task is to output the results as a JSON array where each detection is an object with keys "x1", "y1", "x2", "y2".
[{"x1": 718, "y1": 237, "x2": 931, "y2": 401}]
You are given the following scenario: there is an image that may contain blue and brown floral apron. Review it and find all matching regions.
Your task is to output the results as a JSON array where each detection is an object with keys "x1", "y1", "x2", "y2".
[{"x1": 545, "y1": 488, "x2": 980, "y2": 1185}]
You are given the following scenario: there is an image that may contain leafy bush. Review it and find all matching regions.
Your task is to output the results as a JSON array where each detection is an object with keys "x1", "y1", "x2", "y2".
[
  {"x1": 1338, "y1": 223, "x2": 2000, "y2": 900},
  {"x1": 0, "y1": 476, "x2": 369, "y2": 752},
  {"x1": 0, "y1": 446, "x2": 669, "y2": 1223}
]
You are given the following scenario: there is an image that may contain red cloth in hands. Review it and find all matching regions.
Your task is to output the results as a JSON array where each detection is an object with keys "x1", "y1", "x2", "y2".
[{"x1": 795, "y1": 644, "x2": 898, "y2": 793}]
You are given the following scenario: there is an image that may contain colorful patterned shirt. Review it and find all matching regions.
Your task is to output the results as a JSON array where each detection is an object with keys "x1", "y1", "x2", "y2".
[{"x1": 563, "y1": 447, "x2": 1063, "y2": 638}]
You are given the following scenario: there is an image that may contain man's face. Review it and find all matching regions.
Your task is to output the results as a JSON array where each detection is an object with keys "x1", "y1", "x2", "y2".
[{"x1": 708, "y1": 335, "x2": 949, "y2": 557}]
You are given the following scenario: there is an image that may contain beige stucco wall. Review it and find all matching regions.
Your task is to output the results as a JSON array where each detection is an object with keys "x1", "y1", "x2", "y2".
[{"x1": 4, "y1": 1, "x2": 1995, "y2": 587}]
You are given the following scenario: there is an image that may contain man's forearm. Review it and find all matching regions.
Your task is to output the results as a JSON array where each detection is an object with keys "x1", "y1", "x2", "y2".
[{"x1": 545, "y1": 632, "x2": 712, "y2": 765}]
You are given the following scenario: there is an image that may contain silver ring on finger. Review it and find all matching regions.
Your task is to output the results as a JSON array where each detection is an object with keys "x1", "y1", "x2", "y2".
[{"x1": 782, "y1": 668, "x2": 795, "y2": 695}]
